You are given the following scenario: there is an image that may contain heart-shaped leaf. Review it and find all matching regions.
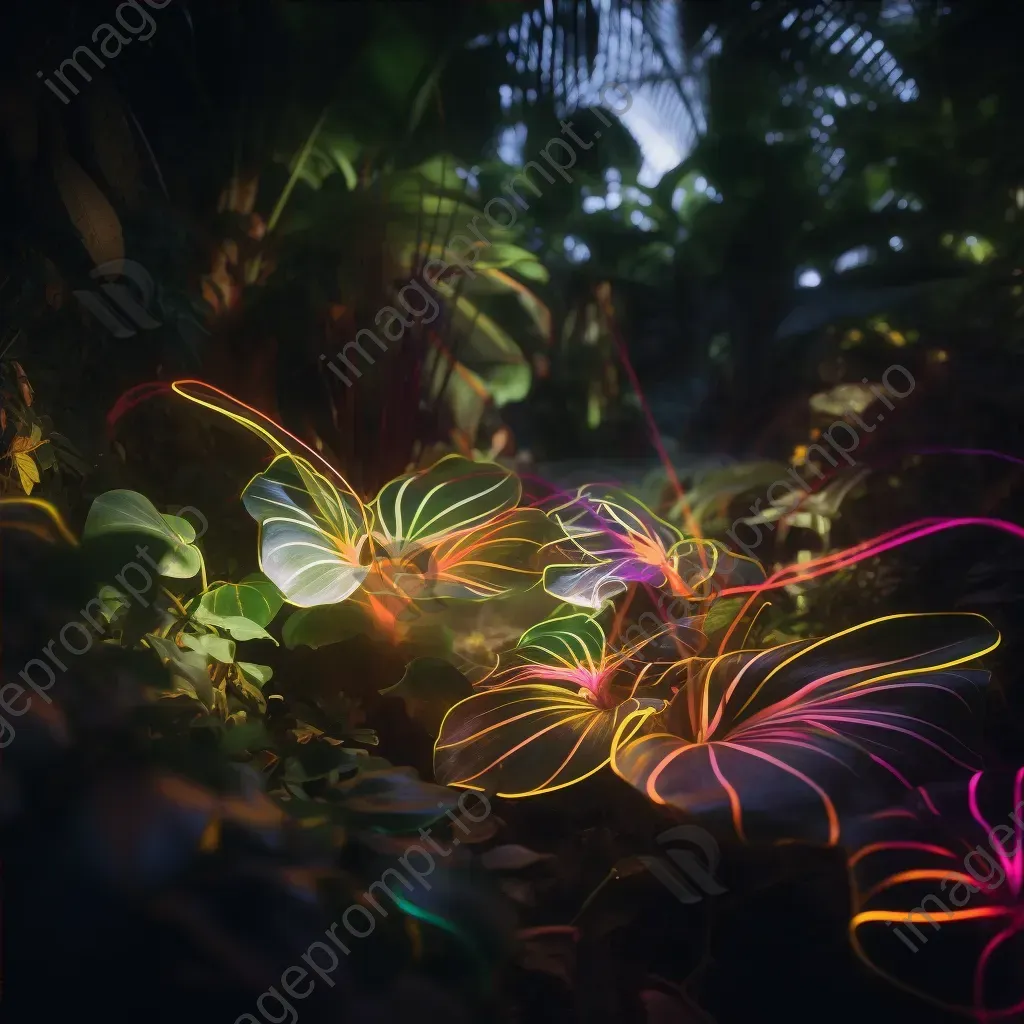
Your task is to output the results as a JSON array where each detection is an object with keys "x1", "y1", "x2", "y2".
[
  {"x1": 242, "y1": 455, "x2": 369, "y2": 606},
  {"x1": 195, "y1": 573, "x2": 283, "y2": 626},
  {"x1": 84, "y1": 490, "x2": 202, "y2": 579},
  {"x1": 237, "y1": 662, "x2": 274, "y2": 687}
]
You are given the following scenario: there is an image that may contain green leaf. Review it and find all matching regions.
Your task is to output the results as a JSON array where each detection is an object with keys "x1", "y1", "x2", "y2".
[
  {"x1": 511, "y1": 259, "x2": 549, "y2": 283},
  {"x1": 195, "y1": 573, "x2": 283, "y2": 626},
  {"x1": 83, "y1": 490, "x2": 202, "y2": 578},
  {"x1": 380, "y1": 657, "x2": 473, "y2": 737},
  {"x1": 450, "y1": 295, "x2": 527, "y2": 364},
  {"x1": 364, "y1": 18, "x2": 430, "y2": 112},
  {"x1": 702, "y1": 597, "x2": 748, "y2": 637},
  {"x1": 161, "y1": 513, "x2": 196, "y2": 545},
  {"x1": 233, "y1": 663, "x2": 270, "y2": 709},
  {"x1": 473, "y1": 244, "x2": 544, "y2": 272},
  {"x1": 513, "y1": 613, "x2": 607, "y2": 671},
  {"x1": 415, "y1": 154, "x2": 467, "y2": 192},
  {"x1": 181, "y1": 632, "x2": 236, "y2": 664},
  {"x1": 145, "y1": 633, "x2": 183, "y2": 663},
  {"x1": 237, "y1": 661, "x2": 274, "y2": 687},
  {"x1": 35, "y1": 442, "x2": 56, "y2": 471},
  {"x1": 146, "y1": 634, "x2": 214, "y2": 705},
  {"x1": 95, "y1": 584, "x2": 130, "y2": 625},
  {"x1": 388, "y1": 179, "x2": 484, "y2": 222},
  {"x1": 289, "y1": 130, "x2": 360, "y2": 191},
  {"x1": 282, "y1": 602, "x2": 373, "y2": 649},
  {"x1": 426, "y1": 351, "x2": 489, "y2": 438},
  {"x1": 192, "y1": 609, "x2": 277, "y2": 643},
  {"x1": 485, "y1": 362, "x2": 532, "y2": 406},
  {"x1": 479, "y1": 267, "x2": 551, "y2": 340}
]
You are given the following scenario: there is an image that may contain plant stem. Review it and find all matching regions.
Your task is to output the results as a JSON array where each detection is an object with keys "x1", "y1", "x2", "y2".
[{"x1": 266, "y1": 107, "x2": 330, "y2": 234}]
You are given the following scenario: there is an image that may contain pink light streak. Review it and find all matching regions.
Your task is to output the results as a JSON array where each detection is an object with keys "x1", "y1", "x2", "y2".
[{"x1": 715, "y1": 516, "x2": 1024, "y2": 655}]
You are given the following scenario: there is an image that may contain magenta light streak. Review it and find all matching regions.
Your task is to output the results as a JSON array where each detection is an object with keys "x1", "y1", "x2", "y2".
[{"x1": 718, "y1": 517, "x2": 1024, "y2": 599}]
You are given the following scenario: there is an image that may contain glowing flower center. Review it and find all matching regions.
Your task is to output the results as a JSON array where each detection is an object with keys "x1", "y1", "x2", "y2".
[
  {"x1": 629, "y1": 532, "x2": 668, "y2": 567},
  {"x1": 527, "y1": 664, "x2": 610, "y2": 705}
]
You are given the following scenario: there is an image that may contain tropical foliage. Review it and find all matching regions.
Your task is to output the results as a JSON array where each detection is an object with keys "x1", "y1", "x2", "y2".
[
  {"x1": 4, "y1": 365, "x2": 1019, "y2": 1020},
  {"x1": 611, "y1": 614, "x2": 998, "y2": 845},
  {"x1": 5, "y1": 0, "x2": 1024, "y2": 1021}
]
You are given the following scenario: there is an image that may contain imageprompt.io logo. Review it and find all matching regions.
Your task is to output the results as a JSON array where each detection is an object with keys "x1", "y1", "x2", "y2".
[
  {"x1": 73, "y1": 259, "x2": 161, "y2": 338},
  {"x1": 639, "y1": 825, "x2": 728, "y2": 905}
]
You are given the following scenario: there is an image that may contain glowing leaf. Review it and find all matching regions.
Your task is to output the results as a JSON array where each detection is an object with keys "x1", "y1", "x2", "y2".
[
  {"x1": 543, "y1": 485, "x2": 722, "y2": 610},
  {"x1": 172, "y1": 381, "x2": 548, "y2": 614},
  {"x1": 479, "y1": 611, "x2": 678, "y2": 696},
  {"x1": 435, "y1": 684, "x2": 663, "y2": 797},
  {"x1": 434, "y1": 611, "x2": 675, "y2": 796},
  {"x1": 414, "y1": 507, "x2": 558, "y2": 601},
  {"x1": 543, "y1": 560, "x2": 651, "y2": 611},
  {"x1": 504, "y1": 613, "x2": 606, "y2": 675},
  {"x1": 555, "y1": 485, "x2": 684, "y2": 552},
  {"x1": 612, "y1": 613, "x2": 999, "y2": 845},
  {"x1": 371, "y1": 454, "x2": 519, "y2": 548},
  {"x1": 242, "y1": 455, "x2": 369, "y2": 607}
]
